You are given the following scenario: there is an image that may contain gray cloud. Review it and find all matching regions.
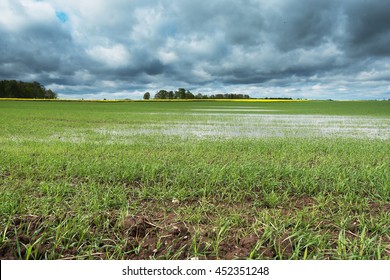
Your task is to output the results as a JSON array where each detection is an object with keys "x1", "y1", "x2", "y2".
[
  {"x1": 0, "y1": 0, "x2": 389, "y2": 99},
  {"x1": 344, "y1": 0, "x2": 390, "y2": 57}
]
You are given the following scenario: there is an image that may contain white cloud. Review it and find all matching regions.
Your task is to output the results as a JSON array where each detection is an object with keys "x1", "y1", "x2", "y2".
[
  {"x1": 0, "y1": 0, "x2": 56, "y2": 31},
  {"x1": 86, "y1": 44, "x2": 130, "y2": 68},
  {"x1": 131, "y1": 5, "x2": 164, "y2": 41},
  {"x1": 158, "y1": 50, "x2": 178, "y2": 64}
]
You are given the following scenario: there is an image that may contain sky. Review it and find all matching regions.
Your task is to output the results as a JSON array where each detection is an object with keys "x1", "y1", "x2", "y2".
[{"x1": 1, "y1": 0, "x2": 390, "y2": 100}]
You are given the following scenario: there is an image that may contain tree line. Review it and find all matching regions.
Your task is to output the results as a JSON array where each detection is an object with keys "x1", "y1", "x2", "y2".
[
  {"x1": 0, "y1": 80, "x2": 57, "y2": 99},
  {"x1": 144, "y1": 88, "x2": 250, "y2": 100}
]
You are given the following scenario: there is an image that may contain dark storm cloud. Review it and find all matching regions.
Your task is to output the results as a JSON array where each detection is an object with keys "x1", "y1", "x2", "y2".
[
  {"x1": 2, "y1": 26, "x2": 72, "y2": 71},
  {"x1": 263, "y1": 0, "x2": 342, "y2": 51},
  {"x1": 0, "y1": 0, "x2": 389, "y2": 99},
  {"x1": 344, "y1": 0, "x2": 390, "y2": 56}
]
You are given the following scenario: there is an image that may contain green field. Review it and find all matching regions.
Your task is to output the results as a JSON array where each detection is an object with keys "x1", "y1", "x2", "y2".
[{"x1": 0, "y1": 100, "x2": 389, "y2": 259}]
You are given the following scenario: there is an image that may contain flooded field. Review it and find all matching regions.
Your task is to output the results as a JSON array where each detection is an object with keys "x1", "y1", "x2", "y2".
[{"x1": 95, "y1": 112, "x2": 390, "y2": 140}]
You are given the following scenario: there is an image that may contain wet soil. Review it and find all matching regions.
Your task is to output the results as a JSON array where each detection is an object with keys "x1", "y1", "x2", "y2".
[{"x1": 1, "y1": 198, "x2": 389, "y2": 260}]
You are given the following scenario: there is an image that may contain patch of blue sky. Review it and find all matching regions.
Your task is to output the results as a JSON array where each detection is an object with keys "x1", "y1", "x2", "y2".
[
  {"x1": 161, "y1": 23, "x2": 177, "y2": 37},
  {"x1": 56, "y1": 11, "x2": 68, "y2": 23}
]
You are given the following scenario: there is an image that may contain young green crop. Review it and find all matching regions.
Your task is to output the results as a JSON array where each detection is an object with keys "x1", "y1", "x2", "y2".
[{"x1": 0, "y1": 100, "x2": 389, "y2": 259}]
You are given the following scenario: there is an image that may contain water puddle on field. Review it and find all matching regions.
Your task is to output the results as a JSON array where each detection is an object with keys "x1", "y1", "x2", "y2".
[
  {"x1": 191, "y1": 109, "x2": 279, "y2": 112},
  {"x1": 95, "y1": 113, "x2": 390, "y2": 140}
]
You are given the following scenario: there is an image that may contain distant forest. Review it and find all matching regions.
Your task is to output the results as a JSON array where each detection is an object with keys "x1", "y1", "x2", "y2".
[
  {"x1": 145, "y1": 88, "x2": 251, "y2": 100},
  {"x1": 0, "y1": 80, "x2": 57, "y2": 99},
  {"x1": 145, "y1": 88, "x2": 293, "y2": 100}
]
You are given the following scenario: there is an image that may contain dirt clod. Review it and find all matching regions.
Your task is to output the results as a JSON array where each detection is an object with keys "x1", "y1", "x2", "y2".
[{"x1": 123, "y1": 215, "x2": 153, "y2": 238}]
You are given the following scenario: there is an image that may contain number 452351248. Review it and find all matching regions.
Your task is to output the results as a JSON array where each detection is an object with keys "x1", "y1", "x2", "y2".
[{"x1": 215, "y1": 267, "x2": 269, "y2": 276}]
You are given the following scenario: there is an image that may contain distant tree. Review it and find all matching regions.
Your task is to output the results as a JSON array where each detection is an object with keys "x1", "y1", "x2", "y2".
[
  {"x1": 185, "y1": 90, "x2": 194, "y2": 99},
  {"x1": 154, "y1": 90, "x2": 169, "y2": 99},
  {"x1": 45, "y1": 89, "x2": 57, "y2": 99},
  {"x1": 0, "y1": 80, "x2": 57, "y2": 99},
  {"x1": 173, "y1": 88, "x2": 184, "y2": 99},
  {"x1": 143, "y1": 92, "x2": 150, "y2": 100}
]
